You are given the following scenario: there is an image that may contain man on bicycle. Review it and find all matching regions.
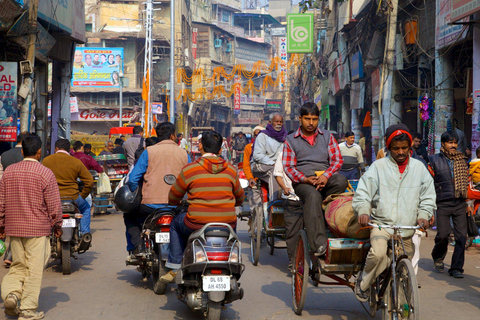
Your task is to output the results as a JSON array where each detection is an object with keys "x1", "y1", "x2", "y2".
[{"x1": 353, "y1": 124, "x2": 436, "y2": 302}]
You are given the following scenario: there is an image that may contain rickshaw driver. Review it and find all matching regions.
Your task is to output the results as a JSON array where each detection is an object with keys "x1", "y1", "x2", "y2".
[{"x1": 352, "y1": 124, "x2": 436, "y2": 302}]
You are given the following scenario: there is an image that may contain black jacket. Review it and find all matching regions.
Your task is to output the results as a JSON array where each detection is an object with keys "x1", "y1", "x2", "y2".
[
  {"x1": 428, "y1": 153, "x2": 457, "y2": 203},
  {"x1": 1, "y1": 146, "x2": 23, "y2": 170}
]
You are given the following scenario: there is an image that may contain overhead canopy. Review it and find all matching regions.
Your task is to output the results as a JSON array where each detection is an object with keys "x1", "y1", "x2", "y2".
[
  {"x1": 233, "y1": 13, "x2": 282, "y2": 29},
  {"x1": 109, "y1": 127, "x2": 134, "y2": 137}
]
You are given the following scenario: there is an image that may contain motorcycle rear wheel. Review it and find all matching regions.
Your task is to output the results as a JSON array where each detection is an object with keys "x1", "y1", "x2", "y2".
[
  {"x1": 61, "y1": 242, "x2": 71, "y2": 275},
  {"x1": 206, "y1": 301, "x2": 221, "y2": 320},
  {"x1": 153, "y1": 244, "x2": 169, "y2": 295}
]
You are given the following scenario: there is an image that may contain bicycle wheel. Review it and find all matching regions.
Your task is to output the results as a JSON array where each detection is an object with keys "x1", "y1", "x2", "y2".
[
  {"x1": 395, "y1": 258, "x2": 419, "y2": 319},
  {"x1": 381, "y1": 280, "x2": 392, "y2": 320},
  {"x1": 292, "y1": 230, "x2": 309, "y2": 315},
  {"x1": 250, "y1": 206, "x2": 262, "y2": 266}
]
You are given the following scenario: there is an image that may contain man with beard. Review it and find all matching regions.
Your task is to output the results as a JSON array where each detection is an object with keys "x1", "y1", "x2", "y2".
[
  {"x1": 353, "y1": 124, "x2": 435, "y2": 301},
  {"x1": 283, "y1": 102, "x2": 347, "y2": 256},
  {"x1": 251, "y1": 113, "x2": 287, "y2": 199},
  {"x1": 429, "y1": 131, "x2": 473, "y2": 278}
]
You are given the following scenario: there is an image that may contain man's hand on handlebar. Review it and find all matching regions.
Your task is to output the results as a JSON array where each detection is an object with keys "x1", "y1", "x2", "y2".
[
  {"x1": 358, "y1": 214, "x2": 370, "y2": 227},
  {"x1": 248, "y1": 179, "x2": 256, "y2": 188},
  {"x1": 54, "y1": 226, "x2": 63, "y2": 238},
  {"x1": 417, "y1": 218, "x2": 428, "y2": 230}
]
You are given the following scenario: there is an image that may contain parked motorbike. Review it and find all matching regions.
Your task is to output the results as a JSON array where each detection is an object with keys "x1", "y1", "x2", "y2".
[
  {"x1": 175, "y1": 223, "x2": 245, "y2": 320},
  {"x1": 51, "y1": 197, "x2": 92, "y2": 275}
]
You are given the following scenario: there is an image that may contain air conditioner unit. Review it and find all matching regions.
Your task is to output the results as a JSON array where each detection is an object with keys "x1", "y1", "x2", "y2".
[
  {"x1": 214, "y1": 39, "x2": 222, "y2": 48},
  {"x1": 226, "y1": 42, "x2": 232, "y2": 53}
]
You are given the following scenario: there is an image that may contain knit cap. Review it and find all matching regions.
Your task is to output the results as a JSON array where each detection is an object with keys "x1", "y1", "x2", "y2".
[{"x1": 385, "y1": 124, "x2": 412, "y2": 149}]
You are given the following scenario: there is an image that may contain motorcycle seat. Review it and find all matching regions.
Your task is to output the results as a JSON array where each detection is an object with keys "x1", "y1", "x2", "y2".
[{"x1": 188, "y1": 226, "x2": 233, "y2": 243}]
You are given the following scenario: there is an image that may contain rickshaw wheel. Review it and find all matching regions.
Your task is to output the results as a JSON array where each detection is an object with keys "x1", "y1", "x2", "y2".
[
  {"x1": 368, "y1": 285, "x2": 377, "y2": 318},
  {"x1": 268, "y1": 236, "x2": 275, "y2": 255},
  {"x1": 292, "y1": 230, "x2": 309, "y2": 315},
  {"x1": 250, "y1": 206, "x2": 262, "y2": 266}
]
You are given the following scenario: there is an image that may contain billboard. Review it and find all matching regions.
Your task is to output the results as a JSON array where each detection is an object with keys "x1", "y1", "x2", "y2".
[
  {"x1": 0, "y1": 61, "x2": 18, "y2": 142},
  {"x1": 72, "y1": 47, "x2": 124, "y2": 87},
  {"x1": 287, "y1": 13, "x2": 314, "y2": 53},
  {"x1": 436, "y1": 0, "x2": 469, "y2": 49}
]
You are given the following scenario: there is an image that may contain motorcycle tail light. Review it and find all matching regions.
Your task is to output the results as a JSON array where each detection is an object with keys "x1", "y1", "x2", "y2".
[
  {"x1": 62, "y1": 214, "x2": 70, "y2": 218},
  {"x1": 160, "y1": 227, "x2": 170, "y2": 232},
  {"x1": 229, "y1": 246, "x2": 239, "y2": 263},
  {"x1": 206, "y1": 251, "x2": 229, "y2": 261},
  {"x1": 156, "y1": 215, "x2": 173, "y2": 226},
  {"x1": 210, "y1": 269, "x2": 222, "y2": 274},
  {"x1": 194, "y1": 245, "x2": 207, "y2": 263}
]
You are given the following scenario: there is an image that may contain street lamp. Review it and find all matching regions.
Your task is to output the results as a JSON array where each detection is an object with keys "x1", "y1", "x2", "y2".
[{"x1": 119, "y1": 71, "x2": 124, "y2": 127}]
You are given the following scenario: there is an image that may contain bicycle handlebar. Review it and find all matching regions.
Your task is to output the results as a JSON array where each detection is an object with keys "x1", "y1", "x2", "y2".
[{"x1": 367, "y1": 223, "x2": 421, "y2": 230}]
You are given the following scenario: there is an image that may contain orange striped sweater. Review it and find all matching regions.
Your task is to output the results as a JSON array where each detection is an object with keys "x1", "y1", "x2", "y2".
[{"x1": 168, "y1": 155, "x2": 244, "y2": 229}]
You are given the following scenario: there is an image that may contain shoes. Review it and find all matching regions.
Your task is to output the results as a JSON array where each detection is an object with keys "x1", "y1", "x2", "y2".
[
  {"x1": 159, "y1": 270, "x2": 177, "y2": 284},
  {"x1": 314, "y1": 245, "x2": 327, "y2": 257},
  {"x1": 354, "y1": 274, "x2": 369, "y2": 303},
  {"x1": 433, "y1": 259, "x2": 444, "y2": 272},
  {"x1": 288, "y1": 262, "x2": 293, "y2": 273},
  {"x1": 129, "y1": 244, "x2": 146, "y2": 259},
  {"x1": 18, "y1": 310, "x2": 44, "y2": 320},
  {"x1": 4, "y1": 293, "x2": 19, "y2": 317},
  {"x1": 449, "y1": 271, "x2": 464, "y2": 279}
]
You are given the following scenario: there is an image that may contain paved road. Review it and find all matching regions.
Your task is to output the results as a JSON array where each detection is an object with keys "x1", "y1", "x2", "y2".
[{"x1": 1, "y1": 211, "x2": 479, "y2": 319}]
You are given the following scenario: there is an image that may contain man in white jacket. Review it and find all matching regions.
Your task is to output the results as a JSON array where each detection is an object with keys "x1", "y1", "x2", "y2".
[{"x1": 352, "y1": 124, "x2": 436, "y2": 302}]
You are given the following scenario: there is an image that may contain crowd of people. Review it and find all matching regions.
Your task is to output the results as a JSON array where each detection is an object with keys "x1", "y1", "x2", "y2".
[{"x1": 0, "y1": 104, "x2": 479, "y2": 318}]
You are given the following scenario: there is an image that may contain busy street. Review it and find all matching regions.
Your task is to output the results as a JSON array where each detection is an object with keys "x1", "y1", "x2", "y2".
[{"x1": 0, "y1": 210, "x2": 477, "y2": 320}]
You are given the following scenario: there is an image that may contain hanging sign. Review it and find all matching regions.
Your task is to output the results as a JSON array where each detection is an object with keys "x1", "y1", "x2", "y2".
[
  {"x1": 72, "y1": 47, "x2": 124, "y2": 87},
  {"x1": 279, "y1": 37, "x2": 288, "y2": 91},
  {"x1": 152, "y1": 102, "x2": 163, "y2": 114},
  {"x1": 0, "y1": 61, "x2": 18, "y2": 142},
  {"x1": 234, "y1": 77, "x2": 241, "y2": 114},
  {"x1": 287, "y1": 13, "x2": 314, "y2": 53}
]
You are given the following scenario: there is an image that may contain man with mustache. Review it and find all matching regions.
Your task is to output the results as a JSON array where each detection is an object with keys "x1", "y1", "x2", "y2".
[
  {"x1": 283, "y1": 102, "x2": 348, "y2": 257},
  {"x1": 251, "y1": 112, "x2": 287, "y2": 199},
  {"x1": 429, "y1": 131, "x2": 473, "y2": 278},
  {"x1": 353, "y1": 124, "x2": 435, "y2": 301}
]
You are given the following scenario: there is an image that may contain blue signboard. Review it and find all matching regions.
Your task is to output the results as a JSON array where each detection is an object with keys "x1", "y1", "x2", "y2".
[{"x1": 351, "y1": 51, "x2": 364, "y2": 81}]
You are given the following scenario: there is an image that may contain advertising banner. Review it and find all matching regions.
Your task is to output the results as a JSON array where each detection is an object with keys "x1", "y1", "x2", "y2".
[
  {"x1": 192, "y1": 28, "x2": 198, "y2": 60},
  {"x1": 287, "y1": 13, "x2": 314, "y2": 53},
  {"x1": 266, "y1": 100, "x2": 282, "y2": 110},
  {"x1": 72, "y1": 47, "x2": 124, "y2": 87},
  {"x1": 0, "y1": 61, "x2": 18, "y2": 142},
  {"x1": 279, "y1": 37, "x2": 288, "y2": 91},
  {"x1": 152, "y1": 102, "x2": 163, "y2": 114}
]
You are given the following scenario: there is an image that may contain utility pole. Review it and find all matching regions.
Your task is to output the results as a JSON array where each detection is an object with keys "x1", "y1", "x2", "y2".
[
  {"x1": 20, "y1": 0, "x2": 39, "y2": 132},
  {"x1": 119, "y1": 70, "x2": 124, "y2": 127},
  {"x1": 143, "y1": 0, "x2": 154, "y2": 135},
  {"x1": 169, "y1": 0, "x2": 175, "y2": 124},
  {"x1": 378, "y1": 0, "x2": 398, "y2": 146}
]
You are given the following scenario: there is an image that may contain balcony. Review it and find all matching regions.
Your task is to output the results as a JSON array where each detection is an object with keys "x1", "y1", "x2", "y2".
[{"x1": 212, "y1": 21, "x2": 244, "y2": 38}]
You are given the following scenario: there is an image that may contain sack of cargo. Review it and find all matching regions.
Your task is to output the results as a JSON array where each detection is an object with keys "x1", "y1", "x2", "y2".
[{"x1": 323, "y1": 192, "x2": 369, "y2": 239}]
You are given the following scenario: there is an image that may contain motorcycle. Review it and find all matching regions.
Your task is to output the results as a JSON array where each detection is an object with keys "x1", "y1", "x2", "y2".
[
  {"x1": 175, "y1": 222, "x2": 245, "y2": 320},
  {"x1": 51, "y1": 197, "x2": 92, "y2": 275},
  {"x1": 125, "y1": 206, "x2": 177, "y2": 294}
]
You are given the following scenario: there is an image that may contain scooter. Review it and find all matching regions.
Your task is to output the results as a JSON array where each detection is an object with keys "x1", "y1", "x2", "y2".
[
  {"x1": 175, "y1": 223, "x2": 245, "y2": 320},
  {"x1": 51, "y1": 197, "x2": 92, "y2": 275}
]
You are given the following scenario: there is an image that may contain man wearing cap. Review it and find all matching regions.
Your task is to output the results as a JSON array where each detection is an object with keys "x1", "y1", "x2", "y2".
[
  {"x1": 234, "y1": 132, "x2": 249, "y2": 163},
  {"x1": 353, "y1": 124, "x2": 436, "y2": 302}
]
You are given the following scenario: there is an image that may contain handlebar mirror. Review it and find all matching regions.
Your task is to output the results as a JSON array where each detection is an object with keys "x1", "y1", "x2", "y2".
[{"x1": 164, "y1": 174, "x2": 176, "y2": 185}]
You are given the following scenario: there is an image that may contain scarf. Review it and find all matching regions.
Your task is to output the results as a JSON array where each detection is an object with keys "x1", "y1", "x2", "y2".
[
  {"x1": 440, "y1": 147, "x2": 469, "y2": 198},
  {"x1": 261, "y1": 123, "x2": 287, "y2": 143}
]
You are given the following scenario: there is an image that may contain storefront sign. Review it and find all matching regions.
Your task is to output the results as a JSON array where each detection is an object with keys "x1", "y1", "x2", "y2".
[
  {"x1": 436, "y1": 0, "x2": 469, "y2": 49},
  {"x1": 236, "y1": 118, "x2": 261, "y2": 125},
  {"x1": 70, "y1": 97, "x2": 78, "y2": 113},
  {"x1": 287, "y1": 13, "x2": 314, "y2": 53},
  {"x1": 451, "y1": 0, "x2": 480, "y2": 22},
  {"x1": 471, "y1": 89, "x2": 480, "y2": 159},
  {"x1": 314, "y1": 88, "x2": 322, "y2": 108},
  {"x1": 0, "y1": 62, "x2": 18, "y2": 141},
  {"x1": 240, "y1": 94, "x2": 265, "y2": 105},
  {"x1": 271, "y1": 27, "x2": 286, "y2": 36},
  {"x1": 0, "y1": 126, "x2": 16, "y2": 142},
  {"x1": 192, "y1": 28, "x2": 198, "y2": 61},
  {"x1": 71, "y1": 109, "x2": 135, "y2": 121},
  {"x1": 278, "y1": 37, "x2": 288, "y2": 91},
  {"x1": 351, "y1": 51, "x2": 364, "y2": 81},
  {"x1": 266, "y1": 100, "x2": 282, "y2": 110},
  {"x1": 234, "y1": 77, "x2": 241, "y2": 114},
  {"x1": 72, "y1": 47, "x2": 124, "y2": 87}
]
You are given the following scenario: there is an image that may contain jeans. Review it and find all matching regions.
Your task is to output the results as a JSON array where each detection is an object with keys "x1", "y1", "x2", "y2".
[
  {"x1": 166, "y1": 212, "x2": 194, "y2": 270},
  {"x1": 75, "y1": 196, "x2": 91, "y2": 234},
  {"x1": 124, "y1": 205, "x2": 156, "y2": 249},
  {"x1": 339, "y1": 168, "x2": 359, "y2": 180},
  {"x1": 431, "y1": 200, "x2": 467, "y2": 274}
]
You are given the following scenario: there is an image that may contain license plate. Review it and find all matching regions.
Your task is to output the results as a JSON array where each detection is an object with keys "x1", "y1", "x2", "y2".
[
  {"x1": 155, "y1": 232, "x2": 170, "y2": 243},
  {"x1": 62, "y1": 219, "x2": 76, "y2": 228},
  {"x1": 203, "y1": 276, "x2": 230, "y2": 292}
]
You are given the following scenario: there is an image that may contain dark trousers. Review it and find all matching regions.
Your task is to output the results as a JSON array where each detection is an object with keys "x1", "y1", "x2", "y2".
[
  {"x1": 294, "y1": 173, "x2": 348, "y2": 252},
  {"x1": 283, "y1": 199, "x2": 304, "y2": 263},
  {"x1": 431, "y1": 200, "x2": 467, "y2": 274},
  {"x1": 339, "y1": 169, "x2": 359, "y2": 180},
  {"x1": 124, "y1": 204, "x2": 156, "y2": 249}
]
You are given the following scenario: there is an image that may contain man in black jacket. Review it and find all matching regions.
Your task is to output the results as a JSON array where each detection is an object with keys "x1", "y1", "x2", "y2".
[{"x1": 428, "y1": 131, "x2": 473, "y2": 278}]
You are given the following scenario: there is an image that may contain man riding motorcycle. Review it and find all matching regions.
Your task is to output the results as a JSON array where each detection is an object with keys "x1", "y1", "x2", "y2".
[
  {"x1": 160, "y1": 131, "x2": 244, "y2": 283},
  {"x1": 126, "y1": 122, "x2": 189, "y2": 257},
  {"x1": 43, "y1": 139, "x2": 94, "y2": 236}
]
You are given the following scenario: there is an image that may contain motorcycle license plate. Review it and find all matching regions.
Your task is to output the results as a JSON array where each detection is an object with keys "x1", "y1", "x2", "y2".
[
  {"x1": 203, "y1": 276, "x2": 230, "y2": 292},
  {"x1": 62, "y1": 219, "x2": 76, "y2": 228},
  {"x1": 155, "y1": 232, "x2": 170, "y2": 243}
]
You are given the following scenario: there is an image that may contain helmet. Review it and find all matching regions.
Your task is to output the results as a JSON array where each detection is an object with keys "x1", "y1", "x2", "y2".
[{"x1": 114, "y1": 185, "x2": 142, "y2": 212}]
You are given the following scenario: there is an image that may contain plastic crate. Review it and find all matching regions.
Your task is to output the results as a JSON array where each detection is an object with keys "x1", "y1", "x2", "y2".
[
  {"x1": 325, "y1": 238, "x2": 370, "y2": 265},
  {"x1": 347, "y1": 180, "x2": 359, "y2": 192}
]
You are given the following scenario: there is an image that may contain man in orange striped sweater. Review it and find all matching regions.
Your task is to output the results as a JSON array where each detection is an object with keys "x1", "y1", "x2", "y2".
[{"x1": 161, "y1": 131, "x2": 244, "y2": 281}]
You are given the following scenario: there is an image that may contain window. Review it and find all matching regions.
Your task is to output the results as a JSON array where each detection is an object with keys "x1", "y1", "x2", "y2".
[{"x1": 222, "y1": 11, "x2": 230, "y2": 23}]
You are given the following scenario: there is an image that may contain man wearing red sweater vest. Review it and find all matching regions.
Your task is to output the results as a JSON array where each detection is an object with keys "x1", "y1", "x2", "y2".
[{"x1": 161, "y1": 131, "x2": 244, "y2": 281}]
